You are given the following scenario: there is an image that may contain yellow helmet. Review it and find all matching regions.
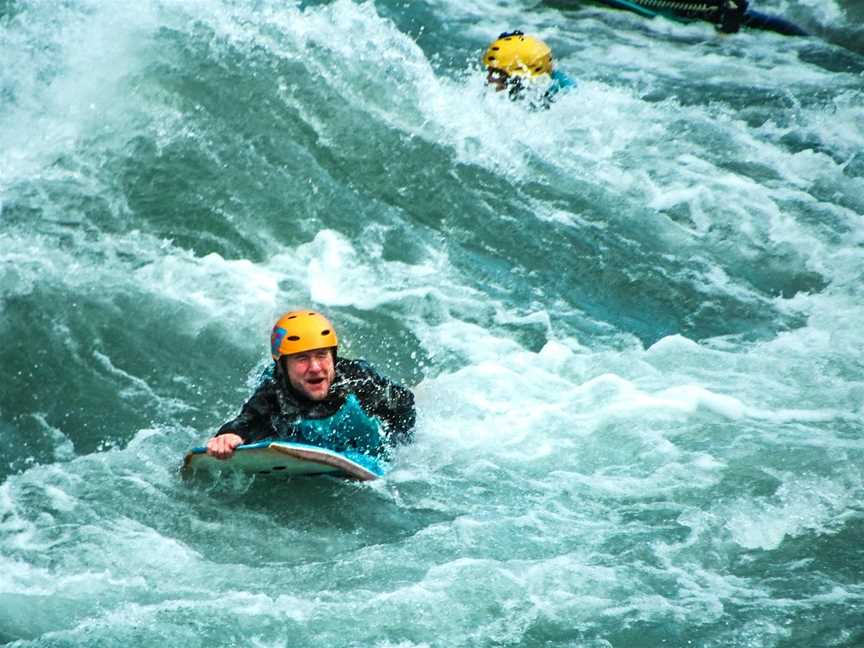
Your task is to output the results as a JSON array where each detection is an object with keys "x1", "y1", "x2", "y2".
[
  {"x1": 482, "y1": 31, "x2": 553, "y2": 77},
  {"x1": 270, "y1": 310, "x2": 338, "y2": 360}
]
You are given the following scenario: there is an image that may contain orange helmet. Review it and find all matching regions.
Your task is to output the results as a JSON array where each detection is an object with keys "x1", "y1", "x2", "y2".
[{"x1": 270, "y1": 310, "x2": 338, "y2": 360}]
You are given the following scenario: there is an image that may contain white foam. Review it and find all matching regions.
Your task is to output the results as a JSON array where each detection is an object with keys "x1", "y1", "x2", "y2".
[
  {"x1": 726, "y1": 474, "x2": 854, "y2": 550},
  {"x1": 1, "y1": 3, "x2": 861, "y2": 643},
  {"x1": 781, "y1": 0, "x2": 844, "y2": 24},
  {"x1": 132, "y1": 249, "x2": 283, "y2": 323},
  {"x1": 30, "y1": 413, "x2": 76, "y2": 462},
  {"x1": 0, "y1": 1, "x2": 163, "y2": 189}
]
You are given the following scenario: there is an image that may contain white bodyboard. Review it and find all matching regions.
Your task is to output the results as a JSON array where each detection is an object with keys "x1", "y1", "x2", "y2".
[{"x1": 182, "y1": 441, "x2": 384, "y2": 481}]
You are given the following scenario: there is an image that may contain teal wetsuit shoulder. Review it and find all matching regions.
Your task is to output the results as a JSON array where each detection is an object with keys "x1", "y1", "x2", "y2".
[
  {"x1": 293, "y1": 394, "x2": 386, "y2": 457},
  {"x1": 551, "y1": 69, "x2": 576, "y2": 90},
  {"x1": 540, "y1": 69, "x2": 576, "y2": 108}
]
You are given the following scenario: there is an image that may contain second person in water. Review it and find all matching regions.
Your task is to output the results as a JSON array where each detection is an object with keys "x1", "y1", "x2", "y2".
[{"x1": 482, "y1": 30, "x2": 575, "y2": 109}]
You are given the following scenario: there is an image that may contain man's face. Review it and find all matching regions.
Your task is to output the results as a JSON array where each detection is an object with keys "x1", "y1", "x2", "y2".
[
  {"x1": 486, "y1": 67, "x2": 511, "y2": 92},
  {"x1": 283, "y1": 348, "x2": 335, "y2": 401}
]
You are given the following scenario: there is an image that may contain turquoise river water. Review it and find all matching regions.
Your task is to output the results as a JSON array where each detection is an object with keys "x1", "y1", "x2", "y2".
[{"x1": 1, "y1": 0, "x2": 863, "y2": 646}]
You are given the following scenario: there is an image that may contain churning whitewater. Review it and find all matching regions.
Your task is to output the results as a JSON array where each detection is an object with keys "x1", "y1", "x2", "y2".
[{"x1": 1, "y1": 0, "x2": 863, "y2": 646}]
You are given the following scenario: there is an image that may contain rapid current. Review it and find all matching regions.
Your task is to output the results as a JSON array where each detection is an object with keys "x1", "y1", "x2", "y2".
[{"x1": 1, "y1": 0, "x2": 863, "y2": 646}]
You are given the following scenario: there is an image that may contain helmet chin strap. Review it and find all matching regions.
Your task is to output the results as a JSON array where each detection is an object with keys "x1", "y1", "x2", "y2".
[{"x1": 275, "y1": 355, "x2": 288, "y2": 387}]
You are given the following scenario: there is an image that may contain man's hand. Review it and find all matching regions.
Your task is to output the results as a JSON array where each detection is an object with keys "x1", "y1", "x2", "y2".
[{"x1": 206, "y1": 433, "x2": 244, "y2": 459}]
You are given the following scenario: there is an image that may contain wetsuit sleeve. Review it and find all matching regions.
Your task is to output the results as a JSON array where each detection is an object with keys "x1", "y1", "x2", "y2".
[
  {"x1": 215, "y1": 381, "x2": 277, "y2": 445},
  {"x1": 339, "y1": 359, "x2": 416, "y2": 445}
]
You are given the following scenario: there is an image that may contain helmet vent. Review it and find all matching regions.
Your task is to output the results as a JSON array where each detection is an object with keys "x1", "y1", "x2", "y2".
[
  {"x1": 286, "y1": 335, "x2": 301, "y2": 341},
  {"x1": 321, "y1": 329, "x2": 331, "y2": 336}
]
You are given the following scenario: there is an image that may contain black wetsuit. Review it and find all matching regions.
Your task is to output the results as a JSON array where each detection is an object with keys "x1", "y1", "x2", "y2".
[{"x1": 216, "y1": 357, "x2": 416, "y2": 450}]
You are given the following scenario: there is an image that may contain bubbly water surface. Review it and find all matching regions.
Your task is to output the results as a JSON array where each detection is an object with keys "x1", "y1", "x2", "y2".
[{"x1": 1, "y1": 1, "x2": 863, "y2": 646}]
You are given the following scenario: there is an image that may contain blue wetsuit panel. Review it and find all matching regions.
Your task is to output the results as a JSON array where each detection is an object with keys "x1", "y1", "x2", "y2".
[
  {"x1": 543, "y1": 69, "x2": 576, "y2": 105},
  {"x1": 292, "y1": 394, "x2": 385, "y2": 456}
]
